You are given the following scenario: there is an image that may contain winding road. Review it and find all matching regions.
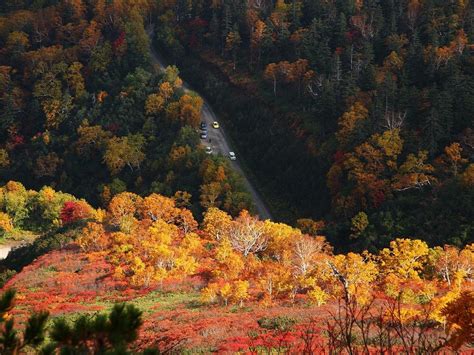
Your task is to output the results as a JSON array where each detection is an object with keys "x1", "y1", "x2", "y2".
[{"x1": 147, "y1": 28, "x2": 272, "y2": 220}]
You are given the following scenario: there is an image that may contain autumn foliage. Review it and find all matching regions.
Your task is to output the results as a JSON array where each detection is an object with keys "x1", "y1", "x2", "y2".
[
  {"x1": 0, "y1": 181, "x2": 472, "y2": 352},
  {"x1": 1, "y1": 0, "x2": 474, "y2": 351},
  {"x1": 60, "y1": 201, "x2": 93, "y2": 225}
]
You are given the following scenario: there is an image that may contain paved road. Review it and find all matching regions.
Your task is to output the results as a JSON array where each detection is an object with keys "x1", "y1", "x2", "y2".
[{"x1": 148, "y1": 29, "x2": 272, "y2": 220}]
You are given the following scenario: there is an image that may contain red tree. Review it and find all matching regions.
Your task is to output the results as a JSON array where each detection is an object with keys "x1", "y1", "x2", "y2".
[{"x1": 60, "y1": 201, "x2": 93, "y2": 225}]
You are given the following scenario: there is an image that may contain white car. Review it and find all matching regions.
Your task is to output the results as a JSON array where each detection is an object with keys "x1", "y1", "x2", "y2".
[
  {"x1": 205, "y1": 146, "x2": 213, "y2": 154},
  {"x1": 229, "y1": 151, "x2": 236, "y2": 160}
]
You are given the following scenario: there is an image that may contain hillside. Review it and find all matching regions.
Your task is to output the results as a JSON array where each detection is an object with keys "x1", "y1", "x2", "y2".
[
  {"x1": 4, "y1": 249, "x2": 323, "y2": 352},
  {"x1": 1, "y1": 0, "x2": 474, "y2": 353},
  {"x1": 0, "y1": 0, "x2": 253, "y2": 220},
  {"x1": 0, "y1": 182, "x2": 473, "y2": 353},
  {"x1": 153, "y1": 0, "x2": 474, "y2": 250}
]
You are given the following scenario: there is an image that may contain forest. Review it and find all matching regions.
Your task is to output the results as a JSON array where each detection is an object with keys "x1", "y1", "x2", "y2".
[
  {"x1": 0, "y1": 0, "x2": 253, "y2": 220},
  {"x1": 0, "y1": 0, "x2": 473, "y2": 353},
  {"x1": 153, "y1": 0, "x2": 474, "y2": 250}
]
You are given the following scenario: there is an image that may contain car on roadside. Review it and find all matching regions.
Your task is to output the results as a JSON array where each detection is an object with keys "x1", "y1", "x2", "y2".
[
  {"x1": 200, "y1": 132, "x2": 208, "y2": 139},
  {"x1": 229, "y1": 151, "x2": 236, "y2": 160},
  {"x1": 200, "y1": 122, "x2": 207, "y2": 130},
  {"x1": 206, "y1": 146, "x2": 213, "y2": 155},
  {"x1": 212, "y1": 121, "x2": 220, "y2": 129}
]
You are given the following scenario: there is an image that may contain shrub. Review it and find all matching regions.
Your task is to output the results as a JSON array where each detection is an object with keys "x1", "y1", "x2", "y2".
[{"x1": 257, "y1": 316, "x2": 297, "y2": 331}]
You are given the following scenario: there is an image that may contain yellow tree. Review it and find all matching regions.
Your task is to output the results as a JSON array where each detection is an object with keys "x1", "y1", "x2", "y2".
[
  {"x1": 0, "y1": 181, "x2": 29, "y2": 227},
  {"x1": 75, "y1": 121, "x2": 112, "y2": 158},
  {"x1": 159, "y1": 81, "x2": 174, "y2": 100},
  {"x1": 164, "y1": 66, "x2": 183, "y2": 88},
  {"x1": 202, "y1": 207, "x2": 232, "y2": 241},
  {"x1": 213, "y1": 237, "x2": 244, "y2": 281},
  {"x1": 139, "y1": 193, "x2": 179, "y2": 223},
  {"x1": 175, "y1": 208, "x2": 198, "y2": 234},
  {"x1": 77, "y1": 222, "x2": 108, "y2": 252},
  {"x1": 177, "y1": 94, "x2": 203, "y2": 127},
  {"x1": 444, "y1": 142, "x2": 467, "y2": 176},
  {"x1": 0, "y1": 212, "x2": 13, "y2": 233},
  {"x1": 393, "y1": 151, "x2": 435, "y2": 191},
  {"x1": 229, "y1": 210, "x2": 267, "y2": 257},
  {"x1": 374, "y1": 129, "x2": 404, "y2": 160},
  {"x1": 107, "y1": 192, "x2": 142, "y2": 231},
  {"x1": 173, "y1": 191, "x2": 192, "y2": 208},
  {"x1": 308, "y1": 286, "x2": 330, "y2": 306},
  {"x1": 328, "y1": 252, "x2": 379, "y2": 304},
  {"x1": 232, "y1": 280, "x2": 250, "y2": 307},
  {"x1": 103, "y1": 134, "x2": 145, "y2": 175},
  {"x1": 336, "y1": 102, "x2": 369, "y2": 146},
  {"x1": 264, "y1": 220, "x2": 302, "y2": 263},
  {"x1": 220, "y1": 282, "x2": 233, "y2": 306},
  {"x1": 136, "y1": 220, "x2": 177, "y2": 287},
  {"x1": 292, "y1": 235, "x2": 329, "y2": 276},
  {"x1": 350, "y1": 212, "x2": 369, "y2": 239},
  {"x1": 379, "y1": 238, "x2": 429, "y2": 280},
  {"x1": 257, "y1": 261, "x2": 293, "y2": 305},
  {"x1": 264, "y1": 62, "x2": 292, "y2": 97},
  {"x1": 332, "y1": 128, "x2": 404, "y2": 213},
  {"x1": 200, "y1": 182, "x2": 222, "y2": 209},
  {"x1": 201, "y1": 282, "x2": 220, "y2": 304},
  {"x1": 145, "y1": 93, "x2": 165, "y2": 115},
  {"x1": 173, "y1": 233, "x2": 201, "y2": 276},
  {"x1": 289, "y1": 59, "x2": 314, "y2": 96},
  {"x1": 431, "y1": 244, "x2": 474, "y2": 286}
]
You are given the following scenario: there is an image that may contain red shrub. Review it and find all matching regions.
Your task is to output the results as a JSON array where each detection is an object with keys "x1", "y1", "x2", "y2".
[{"x1": 60, "y1": 201, "x2": 93, "y2": 225}]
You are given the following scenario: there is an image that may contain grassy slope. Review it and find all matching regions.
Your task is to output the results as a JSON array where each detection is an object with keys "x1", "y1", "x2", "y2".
[{"x1": 3, "y1": 248, "x2": 326, "y2": 352}]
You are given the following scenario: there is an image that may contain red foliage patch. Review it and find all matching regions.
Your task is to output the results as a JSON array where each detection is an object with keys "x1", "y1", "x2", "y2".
[
  {"x1": 60, "y1": 201, "x2": 92, "y2": 225},
  {"x1": 333, "y1": 150, "x2": 345, "y2": 163},
  {"x1": 8, "y1": 133, "x2": 25, "y2": 148},
  {"x1": 113, "y1": 31, "x2": 126, "y2": 51}
]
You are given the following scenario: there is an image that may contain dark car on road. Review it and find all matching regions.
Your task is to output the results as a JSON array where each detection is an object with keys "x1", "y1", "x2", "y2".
[{"x1": 200, "y1": 122, "x2": 207, "y2": 130}]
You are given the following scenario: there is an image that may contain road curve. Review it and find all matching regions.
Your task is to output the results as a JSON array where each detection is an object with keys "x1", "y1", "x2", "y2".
[{"x1": 147, "y1": 28, "x2": 272, "y2": 220}]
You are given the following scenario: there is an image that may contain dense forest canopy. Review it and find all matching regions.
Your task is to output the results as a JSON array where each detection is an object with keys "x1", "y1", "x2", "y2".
[
  {"x1": 151, "y1": 0, "x2": 474, "y2": 250},
  {"x1": 1, "y1": 0, "x2": 473, "y2": 250},
  {"x1": 0, "y1": 0, "x2": 253, "y2": 221},
  {"x1": 0, "y1": 1, "x2": 474, "y2": 353}
]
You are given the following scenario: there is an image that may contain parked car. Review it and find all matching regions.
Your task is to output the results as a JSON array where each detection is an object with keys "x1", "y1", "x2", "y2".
[
  {"x1": 200, "y1": 132, "x2": 208, "y2": 139},
  {"x1": 200, "y1": 122, "x2": 207, "y2": 130},
  {"x1": 206, "y1": 146, "x2": 213, "y2": 154},
  {"x1": 229, "y1": 151, "x2": 236, "y2": 160},
  {"x1": 212, "y1": 121, "x2": 220, "y2": 129}
]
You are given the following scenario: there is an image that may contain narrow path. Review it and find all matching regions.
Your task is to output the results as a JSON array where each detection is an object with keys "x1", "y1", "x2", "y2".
[{"x1": 147, "y1": 28, "x2": 272, "y2": 220}]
